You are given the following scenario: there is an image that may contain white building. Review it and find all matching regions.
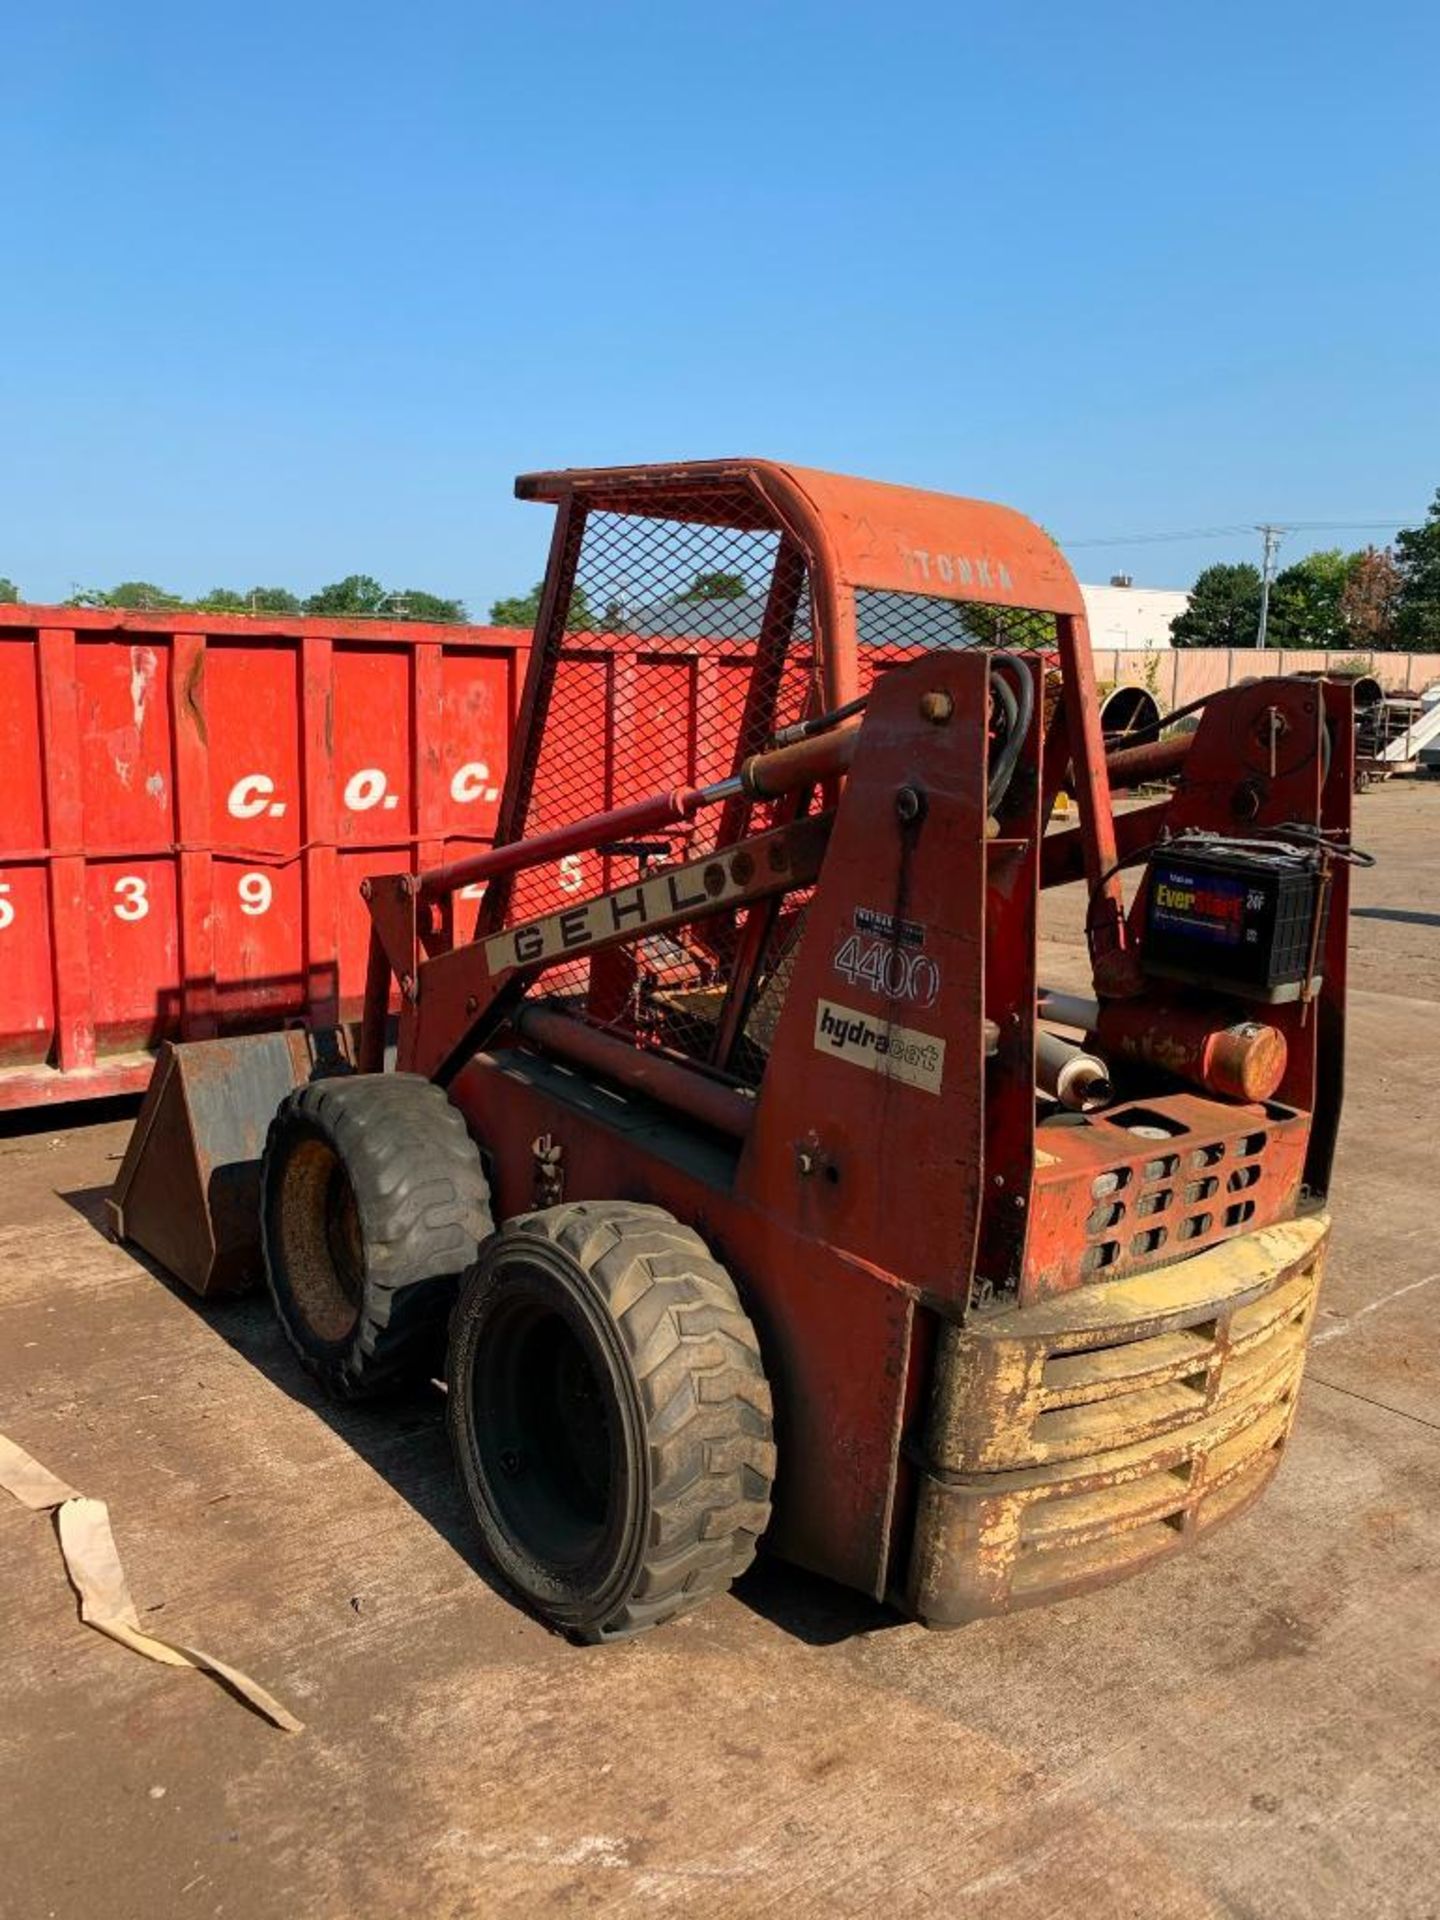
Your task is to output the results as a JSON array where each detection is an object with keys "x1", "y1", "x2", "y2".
[{"x1": 1080, "y1": 578, "x2": 1189, "y2": 651}]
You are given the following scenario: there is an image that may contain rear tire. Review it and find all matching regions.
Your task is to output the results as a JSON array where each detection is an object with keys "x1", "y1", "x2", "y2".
[
  {"x1": 447, "y1": 1201, "x2": 774, "y2": 1641},
  {"x1": 261, "y1": 1073, "x2": 492, "y2": 1400}
]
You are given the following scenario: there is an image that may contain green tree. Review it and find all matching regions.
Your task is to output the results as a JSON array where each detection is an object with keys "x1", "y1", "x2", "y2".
[
  {"x1": 66, "y1": 580, "x2": 185, "y2": 611},
  {"x1": 303, "y1": 573, "x2": 389, "y2": 618},
  {"x1": 0, "y1": 577, "x2": 19, "y2": 604},
  {"x1": 196, "y1": 586, "x2": 305, "y2": 614},
  {"x1": 386, "y1": 588, "x2": 467, "y2": 623},
  {"x1": 109, "y1": 580, "x2": 187, "y2": 610},
  {"x1": 1339, "y1": 546, "x2": 1401, "y2": 648},
  {"x1": 489, "y1": 581, "x2": 593, "y2": 630},
  {"x1": 247, "y1": 586, "x2": 303, "y2": 614},
  {"x1": 1393, "y1": 491, "x2": 1440, "y2": 650},
  {"x1": 958, "y1": 603, "x2": 1058, "y2": 649},
  {"x1": 683, "y1": 570, "x2": 748, "y2": 600},
  {"x1": 1170, "y1": 563, "x2": 1264, "y2": 647},
  {"x1": 489, "y1": 584, "x2": 541, "y2": 626},
  {"x1": 1266, "y1": 548, "x2": 1351, "y2": 649}
]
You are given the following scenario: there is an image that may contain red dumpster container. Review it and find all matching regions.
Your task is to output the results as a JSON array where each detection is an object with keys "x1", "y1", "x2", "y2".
[
  {"x1": 0, "y1": 608, "x2": 530, "y2": 1109},
  {"x1": 0, "y1": 609, "x2": 844, "y2": 1113}
]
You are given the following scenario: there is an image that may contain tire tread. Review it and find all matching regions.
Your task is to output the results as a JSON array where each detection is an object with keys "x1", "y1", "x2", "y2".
[
  {"x1": 484, "y1": 1199, "x2": 774, "y2": 1641},
  {"x1": 261, "y1": 1072, "x2": 492, "y2": 1400}
]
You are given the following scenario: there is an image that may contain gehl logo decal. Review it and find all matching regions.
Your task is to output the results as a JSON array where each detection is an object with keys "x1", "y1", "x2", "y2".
[{"x1": 486, "y1": 857, "x2": 752, "y2": 974}]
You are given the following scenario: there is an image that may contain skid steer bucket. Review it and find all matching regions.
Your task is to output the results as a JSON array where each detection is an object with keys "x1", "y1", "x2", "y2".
[{"x1": 107, "y1": 1027, "x2": 357, "y2": 1297}]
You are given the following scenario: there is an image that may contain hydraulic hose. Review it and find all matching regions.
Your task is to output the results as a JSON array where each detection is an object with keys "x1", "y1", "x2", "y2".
[
  {"x1": 987, "y1": 652, "x2": 1035, "y2": 812},
  {"x1": 769, "y1": 693, "x2": 870, "y2": 748}
]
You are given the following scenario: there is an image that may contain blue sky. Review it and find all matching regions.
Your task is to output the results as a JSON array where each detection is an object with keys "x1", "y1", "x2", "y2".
[{"x1": 3, "y1": 1, "x2": 1437, "y2": 611}]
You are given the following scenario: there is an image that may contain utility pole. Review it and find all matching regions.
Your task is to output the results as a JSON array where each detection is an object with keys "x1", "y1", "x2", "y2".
[{"x1": 1255, "y1": 524, "x2": 1285, "y2": 649}]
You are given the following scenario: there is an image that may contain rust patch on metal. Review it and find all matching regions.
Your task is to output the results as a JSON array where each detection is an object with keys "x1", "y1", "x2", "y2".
[
  {"x1": 183, "y1": 649, "x2": 208, "y2": 745},
  {"x1": 907, "y1": 1216, "x2": 1329, "y2": 1623}
]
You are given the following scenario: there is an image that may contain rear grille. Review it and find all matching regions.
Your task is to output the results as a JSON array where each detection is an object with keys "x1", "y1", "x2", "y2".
[
  {"x1": 1024, "y1": 1274, "x2": 1310, "y2": 1468},
  {"x1": 907, "y1": 1215, "x2": 1328, "y2": 1623},
  {"x1": 1079, "y1": 1125, "x2": 1274, "y2": 1276},
  {"x1": 1026, "y1": 1094, "x2": 1312, "y2": 1299}
]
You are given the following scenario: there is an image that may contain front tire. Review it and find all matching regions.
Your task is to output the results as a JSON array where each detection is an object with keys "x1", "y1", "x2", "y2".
[
  {"x1": 447, "y1": 1201, "x2": 774, "y2": 1641},
  {"x1": 260, "y1": 1073, "x2": 492, "y2": 1400}
]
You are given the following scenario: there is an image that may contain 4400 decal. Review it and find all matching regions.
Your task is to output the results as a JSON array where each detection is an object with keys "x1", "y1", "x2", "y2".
[{"x1": 831, "y1": 927, "x2": 940, "y2": 1008}]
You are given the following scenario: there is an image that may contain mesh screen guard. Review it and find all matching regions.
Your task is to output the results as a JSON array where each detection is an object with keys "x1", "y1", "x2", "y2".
[{"x1": 485, "y1": 485, "x2": 1059, "y2": 1087}]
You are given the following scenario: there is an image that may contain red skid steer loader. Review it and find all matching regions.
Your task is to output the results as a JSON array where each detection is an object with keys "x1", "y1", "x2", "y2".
[{"x1": 112, "y1": 460, "x2": 1360, "y2": 1641}]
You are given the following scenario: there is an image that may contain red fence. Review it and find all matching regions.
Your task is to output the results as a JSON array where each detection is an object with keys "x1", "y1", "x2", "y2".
[{"x1": 0, "y1": 608, "x2": 530, "y2": 1108}]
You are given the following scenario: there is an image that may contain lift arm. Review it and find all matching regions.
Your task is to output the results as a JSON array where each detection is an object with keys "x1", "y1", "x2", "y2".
[{"x1": 358, "y1": 727, "x2": 857, "y2": 1080}]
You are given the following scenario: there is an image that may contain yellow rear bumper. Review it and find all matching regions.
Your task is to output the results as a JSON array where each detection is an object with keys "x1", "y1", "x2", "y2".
[{"x1": 906, "y1": 1214, "x2": 1329, "y2": 1624}]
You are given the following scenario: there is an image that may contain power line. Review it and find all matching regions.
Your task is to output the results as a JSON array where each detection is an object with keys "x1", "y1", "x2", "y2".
[
  {"x1": 1063, "y1": 517, "x2": 1406, "y2": 548},
  {"x1": 1066, "y1": 515, "x2": 1409, "y2": 645},
  {"x1": 1064, "y1": 525, "x2": 1251, "y2": 547}
]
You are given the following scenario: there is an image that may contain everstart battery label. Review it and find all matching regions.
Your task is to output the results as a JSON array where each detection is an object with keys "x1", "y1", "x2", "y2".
[
  {"x1": 1148, "y1": 865, "x2": 1250, "y2": 947},
  {"x1": 1143, "y1": 843, "x2": 1322, "y2": 995},
  {"x1": 812, "y1": 998, "x2": 945, "y2": 1094}
]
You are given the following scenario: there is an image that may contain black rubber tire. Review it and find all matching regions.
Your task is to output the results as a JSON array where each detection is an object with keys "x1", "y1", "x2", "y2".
[
  {"x1": 260, "y1": 1073, "x2": 493, "y2": 1401},
  {"x1": 446, "y1": 1200, "x2": 774, "y2": 1642}
]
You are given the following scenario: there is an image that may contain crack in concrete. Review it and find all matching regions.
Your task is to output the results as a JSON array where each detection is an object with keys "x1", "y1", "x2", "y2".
[
  {"x1": 1311, "y1": 1270, "x2": 1440, "y2": 1346},
  {"x1": 1307, "y1": 1375, "x2": 1440, "y2": 1435}
]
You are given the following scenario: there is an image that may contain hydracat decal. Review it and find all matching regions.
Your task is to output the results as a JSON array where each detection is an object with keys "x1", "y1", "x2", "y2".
[{"x1": 812, "y1": 998, "x2": 945, "y2": 1095}]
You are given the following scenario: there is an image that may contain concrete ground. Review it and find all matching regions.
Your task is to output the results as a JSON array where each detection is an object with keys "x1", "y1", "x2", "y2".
[{"x1": 2, "y1": 783, "x2": 1437, "y2": 1920}]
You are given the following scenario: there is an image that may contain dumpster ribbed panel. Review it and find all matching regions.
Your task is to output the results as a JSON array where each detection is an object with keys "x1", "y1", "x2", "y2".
[{"x1": 0, "y1": 608, "x2": 529, "y2": 1109}]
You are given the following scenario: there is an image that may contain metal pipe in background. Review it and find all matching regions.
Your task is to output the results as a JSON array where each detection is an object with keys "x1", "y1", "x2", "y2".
[
  {"x1": 1039, "y1": 986, "x2": 1289, "y2": 1103},
  {"x1": 1104, "y1": 732, "x2": 1193, "y2": 788},
  {"x1": 1098, "y1": 685, "x2": 1163, "y2": 742},
  {"x1": 1036, "y1": 1029, "x2": 1113, "y2": 1112},
  {"x1": 1038, "y1": 988, "x2": 1101, "y2": 1033}
]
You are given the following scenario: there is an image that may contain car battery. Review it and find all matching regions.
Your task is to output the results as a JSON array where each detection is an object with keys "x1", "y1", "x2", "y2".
[{"x1": 1140, "y1": 839, "x2": 1329, "y2": 1002}]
